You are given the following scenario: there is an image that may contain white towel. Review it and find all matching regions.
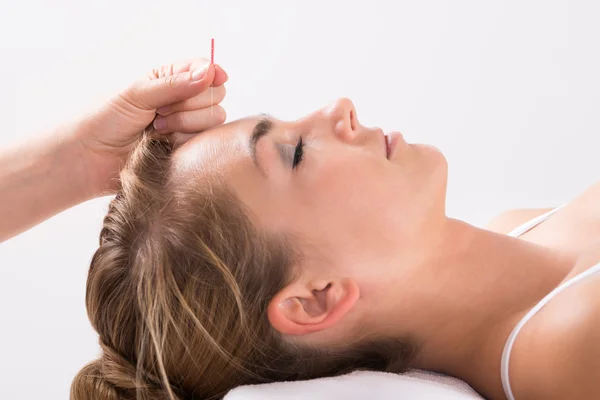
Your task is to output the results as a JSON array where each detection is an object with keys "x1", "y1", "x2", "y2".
[{"x1": 225, "y1": 369, "x2": 485, "y2": 400}]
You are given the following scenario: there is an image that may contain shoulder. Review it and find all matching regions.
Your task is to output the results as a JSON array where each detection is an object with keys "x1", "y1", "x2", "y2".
[
  {"x1": 509, "y1": 260, "x2": 600, "y2": 399},
  {"x1": 484, "y1": 208, "x2": 555, "y2": 234}
]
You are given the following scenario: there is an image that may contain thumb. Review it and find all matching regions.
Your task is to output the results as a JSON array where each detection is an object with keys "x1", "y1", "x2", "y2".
[{"x1": 124, "y1": 63, "x2": 215, "y2": 110}]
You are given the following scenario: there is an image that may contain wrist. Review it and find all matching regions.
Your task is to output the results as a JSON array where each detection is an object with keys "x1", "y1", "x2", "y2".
[{"x1": 65, "y1": 113, "x2": 120, "y2": 199}]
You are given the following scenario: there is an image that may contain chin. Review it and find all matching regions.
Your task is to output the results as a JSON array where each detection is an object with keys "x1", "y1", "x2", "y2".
[{"x1": 411, "y1": 142, "x2": 447, "y2": 173}]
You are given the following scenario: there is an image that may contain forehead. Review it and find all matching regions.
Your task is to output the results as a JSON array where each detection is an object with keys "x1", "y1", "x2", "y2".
[{"x1": 171, "y1": 116, "x2": 263, "y2": 176}]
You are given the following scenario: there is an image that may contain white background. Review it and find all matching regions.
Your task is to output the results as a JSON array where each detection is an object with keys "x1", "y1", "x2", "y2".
[{"x1": 0, "y1": 0, "x2": 598, "y2": 398}]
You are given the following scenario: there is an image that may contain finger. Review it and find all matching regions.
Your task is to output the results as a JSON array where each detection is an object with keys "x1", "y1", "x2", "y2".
[
  {"x1": 187, "y1": 59, "x2": 227, "y2": 85},
  {"x1": 213, "y1": 64, "x2": 228, "y2": 86},
  {"x1": 147, "y1": 58, "x2": 210, "y2": 78},
  {"x1": 156, "y1": 86, "x2": 226, "y2": 116},
  {"x1": 180, "y1": 58, "x2": 227, "y2": 85},
  {"x1": 169, "y1": 131, "x2": 202, "y2": 147},
  {"x1": 126, "y1": 62, "x2": 215, "y2": 110},
  {"x1": 165, "y1": 61, "x2": 225, "y2": 86},
  {"x1": 152, "y1": 105, "x2": 226, "y2": 134}
]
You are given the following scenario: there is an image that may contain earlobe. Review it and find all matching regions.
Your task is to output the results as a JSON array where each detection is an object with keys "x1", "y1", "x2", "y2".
[{"x1": 267, "y1": 278, "x2": 360, "y2": 336}]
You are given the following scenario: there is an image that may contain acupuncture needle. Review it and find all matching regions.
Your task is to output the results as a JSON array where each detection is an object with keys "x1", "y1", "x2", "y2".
[{"x1": 210, "y1": 38, "x2": 214, "y2": 116}]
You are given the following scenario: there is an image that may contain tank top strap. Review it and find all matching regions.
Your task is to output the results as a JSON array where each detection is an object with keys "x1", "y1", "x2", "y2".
[
  {"x1": 507, "y1": 203, "x2": 569, "y2": 238},
  {"x1": 501, "y1": 261, "x2": 600, "y2": 399},
  {"x1": 501, "y1": 202, "x2": 573, "y2": 400}
]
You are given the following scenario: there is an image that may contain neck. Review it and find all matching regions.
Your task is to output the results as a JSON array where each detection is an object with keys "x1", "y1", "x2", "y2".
[{"x1": 376, "y1": 217, "x2": 577, "y2": 398}]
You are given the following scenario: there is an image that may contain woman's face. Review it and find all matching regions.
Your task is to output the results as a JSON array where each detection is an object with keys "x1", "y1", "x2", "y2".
[{"x1": 173, "y1": 97, "x2": 448, "y2": 336}]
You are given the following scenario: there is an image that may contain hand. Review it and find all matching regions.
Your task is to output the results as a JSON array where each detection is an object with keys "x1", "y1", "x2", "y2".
[{"x1": 77, "y1": 58, "x2": 228, "y2": 196}]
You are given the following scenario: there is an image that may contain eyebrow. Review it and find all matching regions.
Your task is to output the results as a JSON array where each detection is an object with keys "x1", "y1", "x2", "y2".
[{"x1": 249, "y1": 113, "x2": 274, "y2": 177}]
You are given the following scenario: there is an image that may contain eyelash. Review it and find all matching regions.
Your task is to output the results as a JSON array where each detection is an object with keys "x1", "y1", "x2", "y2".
[{"x1": 292, "y1": 137, "x2": 305, "y2": 169}]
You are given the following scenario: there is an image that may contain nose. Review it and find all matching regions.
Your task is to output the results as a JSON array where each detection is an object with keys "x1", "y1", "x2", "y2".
[{"x1": 325, "y1": 97, "x2": 360, "y2": 143}]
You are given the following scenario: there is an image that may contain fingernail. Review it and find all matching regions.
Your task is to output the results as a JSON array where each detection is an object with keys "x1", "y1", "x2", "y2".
[
  {"x1": 191, "y1": 65, "x2": 209, "y2": 81},
  {"x1": 153, "y1": 116, "x2": 167, "y2": 131},
  {"x1": 156, "y1": 105, "x2": 170, "y2": 114}
]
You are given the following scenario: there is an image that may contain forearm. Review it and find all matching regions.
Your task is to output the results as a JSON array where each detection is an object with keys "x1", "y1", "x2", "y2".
[{"x1": 0, "y1": 121, "x2": 95, "y2": 242}]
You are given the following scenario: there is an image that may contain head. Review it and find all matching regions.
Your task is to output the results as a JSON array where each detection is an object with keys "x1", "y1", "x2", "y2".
[{"x1": 71, "y1": 98, "x2": 448, "y2": 399}]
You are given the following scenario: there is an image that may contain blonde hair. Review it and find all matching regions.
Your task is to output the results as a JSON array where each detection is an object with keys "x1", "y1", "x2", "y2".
[{"x1": 70, "y1": 129, "x2": 418, "y2": 400}]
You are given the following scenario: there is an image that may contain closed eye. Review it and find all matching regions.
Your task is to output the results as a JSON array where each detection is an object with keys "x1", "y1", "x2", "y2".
[{"x1": 292, "y1": 137, "x2": 305, "y2": 169}]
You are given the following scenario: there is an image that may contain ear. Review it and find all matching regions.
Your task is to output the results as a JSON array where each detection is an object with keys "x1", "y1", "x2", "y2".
[{"x1": 267, "y1": 277, "x2": 360, "y2": 336}]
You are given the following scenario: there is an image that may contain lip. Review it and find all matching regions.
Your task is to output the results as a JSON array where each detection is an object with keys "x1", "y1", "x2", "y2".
[
  {"x1": 385, "y1": 131, "x2": 404, "y2": 159},
  {"x1": 385, "y1": 134, "x2": 391, "y2": 159},
  {"x1": 375, "y1": 128, "x2": 388, "y2": 159}
]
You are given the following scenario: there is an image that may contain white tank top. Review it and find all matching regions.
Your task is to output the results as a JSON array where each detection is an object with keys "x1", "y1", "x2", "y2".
[{"x1": 501, "y1": 203, "x2": 600, "y2": 400}]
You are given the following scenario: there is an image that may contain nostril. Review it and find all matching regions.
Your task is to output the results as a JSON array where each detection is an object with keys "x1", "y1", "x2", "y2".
[{"x1": 350, "y1": 109, "x2": 356, "y2": 131}]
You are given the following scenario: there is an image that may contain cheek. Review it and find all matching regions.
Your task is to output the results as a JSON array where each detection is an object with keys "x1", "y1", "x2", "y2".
[
  {"x1": 313, "y1": 154, "x2": 404, "y2": 213},
  {"x1": 297, "y1": 156, "x2": 409, "y2": 252}
]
